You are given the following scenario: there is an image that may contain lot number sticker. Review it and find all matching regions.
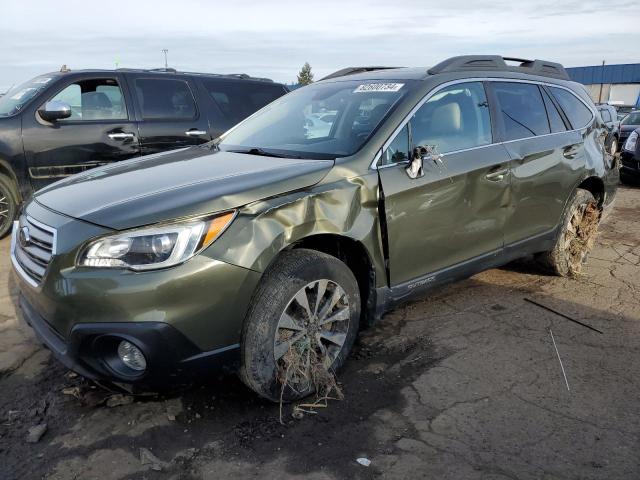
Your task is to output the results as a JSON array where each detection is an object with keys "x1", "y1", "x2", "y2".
[{"x1": 354, "y1": 83, "x2": 404, "y2": 93}]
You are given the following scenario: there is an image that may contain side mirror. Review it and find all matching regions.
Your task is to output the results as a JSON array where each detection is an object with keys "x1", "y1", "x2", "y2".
[
  {"x1": 406, "y1": 145, "x2": 442, "y2": 179},
  {"x1": 38, "y1": 101, "x2": 72, "y2": 122}
]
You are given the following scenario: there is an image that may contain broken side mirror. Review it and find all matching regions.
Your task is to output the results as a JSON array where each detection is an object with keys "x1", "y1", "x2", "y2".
[{"x1": 405, "y1": 145, "x2": 442, "y2": 179}]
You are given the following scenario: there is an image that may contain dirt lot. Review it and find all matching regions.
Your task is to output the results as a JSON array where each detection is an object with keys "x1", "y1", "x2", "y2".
[{"x1": 1, "y1": 186, "x2": 639, "y2": 480}]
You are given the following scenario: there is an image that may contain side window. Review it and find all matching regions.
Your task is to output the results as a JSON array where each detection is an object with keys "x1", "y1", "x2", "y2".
[
  {"x1": 135, "y1": 78, "x2": 196, "y2": 120},
  {"x1": 50, "y1": 78, "x2": 127, "y2": 121},
  {"x1": 600, "y1": 108, "x2": 611, "y2": 123},
  {"x1": 201, "y1": 79, "x2": 286, "y2": 130},
  {"x1": 493, "y1": 82, "x2": 550, "y2": 141},
  {"x1": 383, "y1": 124, "x2": 410, "y2": 166},
  {"x1": 549, "y1": 87, "x2": 593, "y2": 129},
  {"x1": 409, "y1": 82, "x2": 492, "y2": 154},
  {"x1": 541, "y1": 88, "x2": 567, "y2": 133}
]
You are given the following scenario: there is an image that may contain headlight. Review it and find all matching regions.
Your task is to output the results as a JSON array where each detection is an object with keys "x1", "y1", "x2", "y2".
[
  {"x1": 78, "y1": 211, "x2": 235, "y2": 270},
  {"x1": 624, "y1": 131, "x2": 638, "y2": 152}
]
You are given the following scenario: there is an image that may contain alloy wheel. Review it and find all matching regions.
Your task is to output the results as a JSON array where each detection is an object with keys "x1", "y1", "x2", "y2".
[
  {"x1": 274, "y1": 279, "x2": 350, "y2": 389},
  {"x1": 0, "y1": 187, "x2": 9, "y2": 234}
]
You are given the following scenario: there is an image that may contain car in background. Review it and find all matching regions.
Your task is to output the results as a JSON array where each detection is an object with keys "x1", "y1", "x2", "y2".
[
  {"x1": 596, "y1": 104, "x2": 620, "y2": 153},
  {"x1": 619, "y1": 110, "x2": 640, "y2": 154},
  {"x1": 0, "y1": 68, "x2": 289, "y2": 237},
  {"x1": 621, "y1": 126, "x2": 640, "y2": 184}
]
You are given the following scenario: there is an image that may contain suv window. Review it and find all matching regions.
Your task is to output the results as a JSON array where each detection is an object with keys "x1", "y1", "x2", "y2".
[
  {"x1": 549, "y1": 87, "x2": 593, "y2": 129},
  {"x1": 599, "y1": 107, "x2": 612, "y2": 123},
  {"x1": 410, "y1": 81, "x2": 492, "y2": 154},
  {"x1": 201, "y1": 79, "x2": 285, "y2": 130},
  {"x1": 50, "y1": 78, "x2": 127, "y2": 121},
  {"x1": 383, "y1": 124, "x2": 410, "y2": 166},
  {"x1": 541, "y1": 88, "x2": 567, "y2": 133},
  {"x1": 135, "y1": 78, "x2": 196, "y2": 120},
  {"x1": 493, "y1": 82, "x2": 550, "y2": 141}
]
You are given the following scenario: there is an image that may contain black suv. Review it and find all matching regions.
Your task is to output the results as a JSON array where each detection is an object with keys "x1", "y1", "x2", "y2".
[{"x1": 0, "y1": 68, "x2": 289, "y2": 237}]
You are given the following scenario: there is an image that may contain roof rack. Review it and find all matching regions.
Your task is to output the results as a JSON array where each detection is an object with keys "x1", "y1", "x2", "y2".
[
  {"x1": 147, "y1": 67, "x2": 178, "y2": 73},
  {"x1": 428, "y1": 55, "x2": 570, "y2": 80},
  {"x1": 320, "y1": 66, "x2": 401, "y2": 81},
  {"x1": 115, "y1": 68, "x2": 274, "y2": 82}
]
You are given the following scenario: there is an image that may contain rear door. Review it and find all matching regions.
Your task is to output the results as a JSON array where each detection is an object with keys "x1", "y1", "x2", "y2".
[
  {"x1": 489, "y1": 81, "x2": 584, "y2": 245},
  {"x1": 22, "y1": 74, "x2": 140, "y2": 191},
  {"x1": 196, "y1": 78, "x2": 289, "y2": 138},
  {"x1": 377, "y1": 81, "x2": 511, "y2": 286},
  {"x1": 127, "y1": 74, "x2": 211, "y2": 155}
]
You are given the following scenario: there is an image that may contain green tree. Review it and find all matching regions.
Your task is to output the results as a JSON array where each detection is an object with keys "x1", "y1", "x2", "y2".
[{"x1": 297, "y1": 62, "x2": 314, "y2": 86}]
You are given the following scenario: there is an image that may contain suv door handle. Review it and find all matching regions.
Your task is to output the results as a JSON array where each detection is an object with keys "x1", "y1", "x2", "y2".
[
  {"x1": 563, "y1": 145, "x2": 580, "y2": 159},
  {"x1": 108, "y1": 132, "x2": 135, "y2": 140},
  {"x1": 185, "y1": 129, "x2": 207, "y2": 136},
  {"x1": 485, "y1": 168, "x2": 509, "y2": 181}
]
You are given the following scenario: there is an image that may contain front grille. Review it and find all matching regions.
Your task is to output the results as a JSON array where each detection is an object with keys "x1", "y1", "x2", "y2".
[{"x1": 11, "y1": 216, "x2": 56, "y2": 286}]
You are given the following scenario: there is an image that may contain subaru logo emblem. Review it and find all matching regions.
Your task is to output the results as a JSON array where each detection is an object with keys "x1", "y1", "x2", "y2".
[{"x1": 19, "y1": 226, "x2": 31, "y2": 248}]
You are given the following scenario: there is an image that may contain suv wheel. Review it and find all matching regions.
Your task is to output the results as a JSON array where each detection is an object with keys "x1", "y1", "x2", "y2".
[
  {"x1": 537, "y1": 188, "x2": 600, "y2": 277},
  {"x1": 0, "y1": 174, "x2": 18, "y2": 239},
  {"x1": 240, "y1": 249, "x2": 360, "y2": 402}
]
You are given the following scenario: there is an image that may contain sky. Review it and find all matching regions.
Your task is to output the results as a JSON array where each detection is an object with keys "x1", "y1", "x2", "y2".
[{"x1": 1, "y1": 0, "x2": 639, "y2": 91}]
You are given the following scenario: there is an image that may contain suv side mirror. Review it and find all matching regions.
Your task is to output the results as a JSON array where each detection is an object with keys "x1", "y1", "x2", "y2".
[
  {"x1": 38, "y1": 101, "x2": 72, "y2": 122},
  {"x1": 406, "y1": 145, "x2": 443, "y2": 179}
]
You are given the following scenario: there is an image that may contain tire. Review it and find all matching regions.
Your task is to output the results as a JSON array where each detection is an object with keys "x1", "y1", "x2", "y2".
[
  {"x1": 0, "y1": 174, "x2": 19, "y2": 239},
  {"x1": 240, "y1": 248, "x2": 361, "y2": 402},
  {"x1": 537, "y1": 188, "x2": 600, "y2": 277}
]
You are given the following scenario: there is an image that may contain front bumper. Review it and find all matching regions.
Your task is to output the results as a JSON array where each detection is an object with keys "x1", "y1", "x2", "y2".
[
  {"x1": 18, "y1": 294, "x2": 240, "y2": 391},
  {"x1": 12, "y1": 200, "x2": 262, "y2": 389},
  {"x1": 620, "y1": 151, "x2": 640, "y2": 182}
]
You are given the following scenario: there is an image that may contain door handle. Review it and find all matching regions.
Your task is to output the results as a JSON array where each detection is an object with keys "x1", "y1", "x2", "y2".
[
  {"x1": 563, "y1": 145, "x2": 580, "y2": 159},
  {"x1": 108, "y1": 132, "x2": 135, "y2": 140},
  {"x1": 485, "y1": 168, "x2": 508, "y2": 181},
  {"x1": 185, "y1": 129, "x2": 207, "y2": 136}
]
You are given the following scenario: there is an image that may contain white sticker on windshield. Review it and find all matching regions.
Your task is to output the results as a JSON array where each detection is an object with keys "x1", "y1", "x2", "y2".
[
  {"x1": 10, "y1": 88, "x2": 35, "y2": 100},
  {"x1": 354, "y1": 83, "x2": 404, "y2": 93},
  {"x1": 32, "y1": 77, "x2": 52, "y2": 84}
]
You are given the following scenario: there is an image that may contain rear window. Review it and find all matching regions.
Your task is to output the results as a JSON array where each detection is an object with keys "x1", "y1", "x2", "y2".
[
  {"x1": 135, "y1": 78, "x2": 197, "y2": 120},
  {"x1": 549, "y1": 87, "x2": 593, "y2": 129},
  {"x1": 599, "y1": 108, "x2": 612, "y2": 123},
  {"x1": 493, "y1": 82, "x2": 550, "y2": 141},
  {"x1": 202, "y1": 79, "x2": 286, "y2": 131}
]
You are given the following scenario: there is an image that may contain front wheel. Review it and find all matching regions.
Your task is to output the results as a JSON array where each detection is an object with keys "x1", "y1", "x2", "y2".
[
  {"x1": 0, "y1": 174, "x2": 19, "y2": 239},
  {"x1": 537, "y1": 188, "x2": 600, "y2": 277},
  {"x1": 240, "y1": 249, "x2": 360, "y2": 402}
]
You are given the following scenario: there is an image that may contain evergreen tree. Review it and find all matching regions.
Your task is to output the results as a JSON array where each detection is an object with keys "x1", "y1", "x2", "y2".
[{"x1": 297, "y1": 62, "x2": 314, "y2": 85}]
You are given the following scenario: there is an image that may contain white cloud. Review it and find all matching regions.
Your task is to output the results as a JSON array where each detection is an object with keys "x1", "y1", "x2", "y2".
[{"x1": 0, "y1": 0, "x2": 638, "y2": 90}]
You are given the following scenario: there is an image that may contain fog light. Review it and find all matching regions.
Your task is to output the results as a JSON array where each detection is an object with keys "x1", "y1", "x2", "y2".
[{"x1": 117, "y1": 340, "x2": 147, "y2": 371}]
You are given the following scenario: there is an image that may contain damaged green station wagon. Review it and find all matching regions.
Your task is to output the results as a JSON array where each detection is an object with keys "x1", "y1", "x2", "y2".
[{"x1": 12, "y1": 56, "x2": 618, "y2": 401}]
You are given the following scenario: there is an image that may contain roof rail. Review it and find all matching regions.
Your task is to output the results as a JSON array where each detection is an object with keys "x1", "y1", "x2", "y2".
[
  {"x1": 428, "y1": 55, "x2": 570, "y2": 80},
  {"x1": 147, "y1": 67, "x2": 178, "y2": 73},
  {"x1": 320, "y1": 66, "x2": 401, "y2": 81}
]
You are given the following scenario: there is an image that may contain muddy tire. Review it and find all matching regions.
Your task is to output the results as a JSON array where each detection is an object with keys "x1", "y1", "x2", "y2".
[
  {"x1": 0, "y1": 174, "x2": 19, "y2": 239},
  {"x1": 240, "y1": 249, "x2": 360, "y2": 402},
  {"x1": 537, "y1": 188, "x2": 600, "y2": 277}
]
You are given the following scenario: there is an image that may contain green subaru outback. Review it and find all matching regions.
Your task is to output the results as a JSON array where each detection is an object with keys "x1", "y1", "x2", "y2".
[{"x1": 11, "y1": 56, "x2": 618, "y2": 401}]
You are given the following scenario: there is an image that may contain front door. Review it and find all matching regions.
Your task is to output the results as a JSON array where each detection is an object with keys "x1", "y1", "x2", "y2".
[
  {"x1": 127, "y1": 75, "x2": 211, "y2": 155},
  {"x1": 22, "y1": 74, "x2": 140, "y2": 191},
  {"x1": 377, "y1": 81, "x2": 511, "y2": 286}
]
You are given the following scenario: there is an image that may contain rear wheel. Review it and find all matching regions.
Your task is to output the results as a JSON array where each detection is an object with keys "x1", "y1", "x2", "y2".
[
  {"x1": 0, "y1": 174, "x2": 19, "y2": 239},
  {"x1": 240, "y1": 249, "x2": 360, "y2": 402},
  {"x1": 537, "y1": 188, "x2": 600, "y2": 277}
]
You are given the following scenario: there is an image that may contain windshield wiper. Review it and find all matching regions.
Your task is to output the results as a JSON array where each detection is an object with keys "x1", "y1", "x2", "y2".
[{"x1": 229, "y1": 147, "x2": 301, "y2": 159}]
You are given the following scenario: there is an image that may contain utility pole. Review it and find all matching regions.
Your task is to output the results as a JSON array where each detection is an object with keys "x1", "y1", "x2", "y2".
[
  {"x1": 598, "y1": 60, "x2": 605, "y2": 103},
  {"x1": 162, "y1": 49, "x2": 169, "y2": 69}
]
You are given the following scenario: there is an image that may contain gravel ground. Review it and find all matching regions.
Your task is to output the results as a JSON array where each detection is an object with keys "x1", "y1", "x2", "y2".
[{"x1": 0, "y1": 186, "x2": 638, "y2": 480}]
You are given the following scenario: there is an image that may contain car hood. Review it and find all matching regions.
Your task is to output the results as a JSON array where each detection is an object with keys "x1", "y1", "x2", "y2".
[
  {"x1": 35, "y1": 147, "x2": 334, "y2": 230},
  {"x1": 620, "y1": 124, "x2": 639, "y2": 134}
]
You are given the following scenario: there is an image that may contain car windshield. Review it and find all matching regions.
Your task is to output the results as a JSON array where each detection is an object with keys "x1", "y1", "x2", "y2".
[
  {"x1": 622, "y1": 112, "x2": 640, "y2": 125},
  {"x1": 218, "y1": 80, "x2": 413, "y2": 159},
  {"x1": 0, "y1": 75, "x2": 56, "y2": 117}
]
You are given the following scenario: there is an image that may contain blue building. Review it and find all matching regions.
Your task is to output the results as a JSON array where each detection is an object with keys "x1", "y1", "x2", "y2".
[{"x1": 566, "y1": 63, "x2": 640, "y2": 109}]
